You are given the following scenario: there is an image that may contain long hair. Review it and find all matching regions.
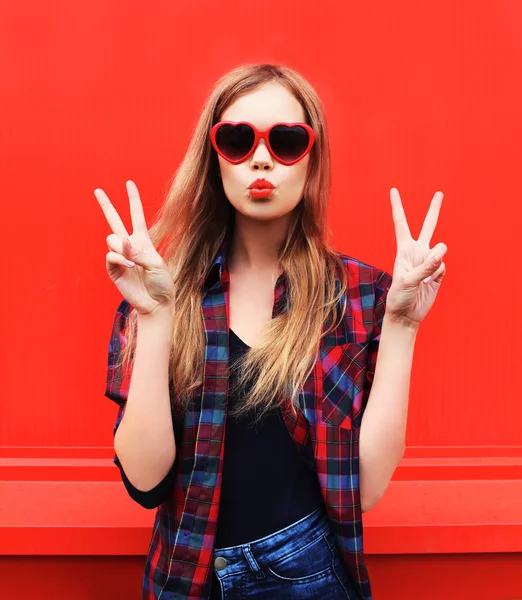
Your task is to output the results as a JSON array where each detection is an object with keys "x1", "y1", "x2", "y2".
[{"x1": 117, "y1": 62, "x2": 348, "y2": 424}]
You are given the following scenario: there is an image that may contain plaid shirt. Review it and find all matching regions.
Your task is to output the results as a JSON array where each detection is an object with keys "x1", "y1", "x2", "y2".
[{"x1": 105, "y1": 239, "x2": 392, "y2": 600}]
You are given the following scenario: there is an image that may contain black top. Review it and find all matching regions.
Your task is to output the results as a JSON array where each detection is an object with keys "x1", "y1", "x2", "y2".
[{"x1": 115, "y1": 328, "x2": 325, "y2": 545}]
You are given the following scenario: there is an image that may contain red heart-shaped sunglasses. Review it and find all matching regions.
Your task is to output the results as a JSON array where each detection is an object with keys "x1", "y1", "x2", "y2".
[{"x1": 210, "y1": 121, "x2": 315, "y2": 166}]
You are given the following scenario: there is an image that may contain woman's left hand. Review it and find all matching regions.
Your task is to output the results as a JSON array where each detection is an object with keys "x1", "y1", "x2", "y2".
[{"x1": 384, "y1": 188, "x2": 448, "y2": 329}]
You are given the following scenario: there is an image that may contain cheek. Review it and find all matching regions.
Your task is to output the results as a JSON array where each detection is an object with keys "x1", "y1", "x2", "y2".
[
  {"x1": 218, "y1": 161, "x2": 241, "y2": 186},
  {"x1": 287, "y1": 158, "x2": 309, "y2": 189},
  {"x1": 218, "y1": 164, "x2": 246, "y2": 208}
]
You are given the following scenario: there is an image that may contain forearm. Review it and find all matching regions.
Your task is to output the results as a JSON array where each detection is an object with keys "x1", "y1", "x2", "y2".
[
  {"x1": 114, "y1": 306, "x2": 177, "y2": 492},
  {"x1": 359, "y1": 314, "x2": 418, "y2": 511}
]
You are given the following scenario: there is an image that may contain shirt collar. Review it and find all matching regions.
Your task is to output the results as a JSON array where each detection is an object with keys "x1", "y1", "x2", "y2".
[{"x1": 204, "y1": 237, "x2": 228, "y2": 289}]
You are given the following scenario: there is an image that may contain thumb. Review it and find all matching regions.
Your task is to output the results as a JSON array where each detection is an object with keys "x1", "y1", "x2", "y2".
[
  {"x1": 122, "y1": 237, "x2": 142, "y2": 263},
  {"x1": 414, "y1": 253, "x2": 441, "y2": 285}
]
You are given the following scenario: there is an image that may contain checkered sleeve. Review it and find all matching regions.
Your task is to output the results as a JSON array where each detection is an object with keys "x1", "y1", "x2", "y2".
[
  {"x1": 360, "y1": 269, "x2": 393, "y2": 417},
  {"x1": 104, "y1": 298, "x2": 133, "y2": 462},
  {"x1": 104, "y1": 298, "x2": 179, "y2": 508}
]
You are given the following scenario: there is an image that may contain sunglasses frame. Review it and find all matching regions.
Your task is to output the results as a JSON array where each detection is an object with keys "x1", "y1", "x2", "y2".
[{"x1": 210, "y1": 121, "x2": 315, "y2": 166}]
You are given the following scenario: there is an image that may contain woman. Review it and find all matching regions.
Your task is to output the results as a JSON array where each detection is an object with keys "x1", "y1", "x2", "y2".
[{"x1": 95, "y1": 63, "x2": 447, "y2": 600}]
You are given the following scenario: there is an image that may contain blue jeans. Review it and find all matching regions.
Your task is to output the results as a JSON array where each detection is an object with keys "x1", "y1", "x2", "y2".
[{"x1": 209, "y1": 503, "x2": 356, "y2": 599}]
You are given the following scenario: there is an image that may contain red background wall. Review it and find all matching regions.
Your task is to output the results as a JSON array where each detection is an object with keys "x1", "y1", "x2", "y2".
[{"x1": 1, "y1": 0, "x2": 521, "y2": 598}]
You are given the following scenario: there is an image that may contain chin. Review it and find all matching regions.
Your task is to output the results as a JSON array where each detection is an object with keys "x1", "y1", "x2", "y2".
[
  {"x1": 227, "y1": 190, "x2": 299, "y2": 219},
  {"x1": 245, "y1": 207, "x2": 292, "y2": 222}
]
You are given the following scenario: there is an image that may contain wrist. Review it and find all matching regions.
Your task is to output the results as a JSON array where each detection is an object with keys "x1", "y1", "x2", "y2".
[
  {"x1": 383, "y1": 313, "x2": 420, "y2": 334},
  {"x1": 137, "y1": 305, "x2": 175, "y2": 345},
  {"x1": 138, "y1": 302, "x2": 175, "y2": 320}
]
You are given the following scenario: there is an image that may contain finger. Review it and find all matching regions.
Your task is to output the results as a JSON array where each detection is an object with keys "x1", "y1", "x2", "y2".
[
  {"x1": 106, "y1": 233, "x2": 138, "y2": 260},
  {"x1": 434, "y1": 261, "x2": 446, "y2": 282},
  {"x1": 95, "y1": 188, "x2": 130, "y2": 239},
  {"x1": 126, "y1": 180, "x2": 149, "y2": 234},
  {"x1": 390, "y1": 188, "x2": 412, "y2": 245},
  {"x1": 106, "y1": 233, "x2": 123, "y2": 254},
  {"x1": 428, "y1": 243, "x2": 448, "y2": 261},
  {"x1": 423, "y1": 261, "x2": 445, "y2": 284},
  {"x1": 107, "y1": 233, "x2": 139, "y2": 262},
  {"x1": 418, "y1": 191, "x2": 444, "y2": 245},
  {"x1": 106, "y1": 251, "x2": 136, "y2": 272},
  {"x1": 121, "y1": 236, "x2": 141, "y2": 261}
]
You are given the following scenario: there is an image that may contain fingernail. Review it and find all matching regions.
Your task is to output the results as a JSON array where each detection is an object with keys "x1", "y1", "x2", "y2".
[
  {"x1": 124, "y1": 259, "x2": 135, "y2": 267},
  {"x1": 432, "y1": 255, "x2": 441, "y2": 265}
]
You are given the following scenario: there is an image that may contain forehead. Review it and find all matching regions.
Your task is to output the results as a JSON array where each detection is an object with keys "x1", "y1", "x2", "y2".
[{"x1": 220, "y1": 82, "x2": 306, "y2": 127}]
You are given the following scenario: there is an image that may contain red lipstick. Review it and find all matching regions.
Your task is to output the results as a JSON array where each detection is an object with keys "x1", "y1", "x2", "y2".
[
  {"x1": 248, "y1": 178, "x2": 275, "y2": 199},
  {"x1": 248, "y1": 178, "x2": 275, "y2": 189}
]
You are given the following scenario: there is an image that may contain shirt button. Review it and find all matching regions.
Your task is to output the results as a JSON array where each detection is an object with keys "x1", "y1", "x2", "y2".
[{"x1": 214, "y1": 557, "x2": 227, "y2": 570}]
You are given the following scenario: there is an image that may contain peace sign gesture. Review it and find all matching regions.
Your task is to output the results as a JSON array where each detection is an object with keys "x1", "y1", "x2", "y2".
[
  {"x1": 94, "y1": 180, "x2": 176, "y2": 316},
  {"x1": 384, "y1": 188, "x2": 448, "y2": 329}
]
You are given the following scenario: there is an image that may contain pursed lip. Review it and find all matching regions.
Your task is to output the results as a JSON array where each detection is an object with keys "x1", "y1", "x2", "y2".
[{"x1": 248, "y1": 178, "x2": 275, "y2": 189}]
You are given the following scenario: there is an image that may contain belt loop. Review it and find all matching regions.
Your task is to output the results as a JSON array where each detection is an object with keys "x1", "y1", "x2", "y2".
[{"x1": 242, "y1": 545, "x2": 265, "y2": 580}]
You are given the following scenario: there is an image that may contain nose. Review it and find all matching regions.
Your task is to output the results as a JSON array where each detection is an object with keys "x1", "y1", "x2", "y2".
[{"x1": 249, "y1": 139, "x2": 273, "y2": 170}]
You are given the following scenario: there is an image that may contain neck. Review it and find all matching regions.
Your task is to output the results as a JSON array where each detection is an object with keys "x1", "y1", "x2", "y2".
[{"x1": 227, "y1": 211, "x2": 290, "y2": 275}]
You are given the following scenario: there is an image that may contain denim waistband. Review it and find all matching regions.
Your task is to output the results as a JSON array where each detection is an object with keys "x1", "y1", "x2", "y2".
[{"x1": 212, "y1": 502, "x2": 331, "y2": 576}]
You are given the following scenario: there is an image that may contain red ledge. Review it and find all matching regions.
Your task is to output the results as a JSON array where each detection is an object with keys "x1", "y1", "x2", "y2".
[
  {"x1": 1, "y1": 478, "x2": 521, "y2": 556},
  {"x1": 1, "y1": 455, "x2": 522, "y2": 481},
  {"x1": 1, "y1": 449, "x2": 521, "y2": 556}
]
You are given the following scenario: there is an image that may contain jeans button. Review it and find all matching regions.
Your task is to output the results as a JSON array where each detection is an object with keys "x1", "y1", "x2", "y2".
[{"x1": 214, "y1": 556, "x2": 227, "y2": 570}]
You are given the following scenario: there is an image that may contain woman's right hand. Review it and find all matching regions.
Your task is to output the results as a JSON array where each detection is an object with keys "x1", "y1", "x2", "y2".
[{"x1": 94, "y1": 180, "x2": 175, "y2": 317}]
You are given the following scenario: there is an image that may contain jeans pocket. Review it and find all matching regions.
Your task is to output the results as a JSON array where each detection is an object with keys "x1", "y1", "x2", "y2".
[{"x1": 267, "y1": 532, "x2": 334, "y2": 583}]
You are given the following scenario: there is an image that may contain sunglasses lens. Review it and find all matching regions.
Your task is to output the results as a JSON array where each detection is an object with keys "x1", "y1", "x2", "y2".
[
  {"x1": 215, "y1": 124, "x2": 255, "y2": 161},
  {"x1": 269, "y1": 125, "x2": 310, "y2": 162}
]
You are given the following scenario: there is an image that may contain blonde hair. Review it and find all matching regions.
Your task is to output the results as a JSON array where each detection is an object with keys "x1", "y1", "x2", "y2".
[{"x1": 117, "y1": 62, "x2": 348, "y2": 424}]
